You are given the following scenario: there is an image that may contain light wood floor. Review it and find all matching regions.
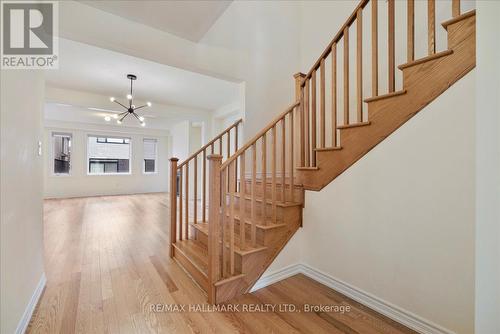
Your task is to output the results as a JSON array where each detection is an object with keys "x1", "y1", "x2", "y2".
[{"x1": 27, "y1": 193, "x2": 415, "y2": 334}]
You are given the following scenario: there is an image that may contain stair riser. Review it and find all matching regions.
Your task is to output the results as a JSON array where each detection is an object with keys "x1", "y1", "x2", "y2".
[
  {"x1": 235, "y1": 251, "x2": 264, "y2": 275},
  {"x1": 232, "y1": 198, "x2": 300, "y2": 219},
  {"x1": 172, "y1": 245, "x2": 208, "y2": 292},
  {"x1": 233, "y1": 220, "x2": 286, "y2": 246},
  {"x1": 193, "y1": 228, "x2": 208, "y2": 246},
  {"x1": 447, "y1": 13, "x2": 475, "y2": 50},
  {"x1": 223, "y1": 248, "x2": 255, "y2": 274},
  {"x1": 192, "y1": 220, "x2": 285, "y2": 250},
  {"x1": 239, "y1": 181, "x2": 303, "y2": 203}
]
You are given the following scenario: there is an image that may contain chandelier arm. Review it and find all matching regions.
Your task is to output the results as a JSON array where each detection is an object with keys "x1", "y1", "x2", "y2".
[
  {"x1": 119, "y1": 113, "x2": 128, "y2": 122},
  {"x1": 133, "y1": 104, "x2": 148, "y2": 111},
  {"x1": 113, "y1": 100, "x2": 129, "y2": 110},
  {"x1": 131, "y1": 112, "x2": 142, "y2": 121}
]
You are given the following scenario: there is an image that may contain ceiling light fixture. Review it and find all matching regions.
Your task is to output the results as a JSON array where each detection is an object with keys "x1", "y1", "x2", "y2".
[{"x1": 108, "y1": 74, "x2": 151, "y2": 126}]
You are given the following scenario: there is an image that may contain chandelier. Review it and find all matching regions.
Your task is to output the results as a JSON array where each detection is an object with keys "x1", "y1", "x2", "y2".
[{"x1": 109, "y1": 74, "x2": 152, "y2": 126}]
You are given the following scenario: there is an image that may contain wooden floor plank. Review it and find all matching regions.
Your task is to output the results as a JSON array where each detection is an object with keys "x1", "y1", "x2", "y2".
[{"x1": 27, "y1": 193, "x2": 415, "y2": 334}]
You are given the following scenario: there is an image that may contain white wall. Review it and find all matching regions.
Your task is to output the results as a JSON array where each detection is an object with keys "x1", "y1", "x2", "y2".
[
  {"x1": 189, "y1": 125, "x2": 202, "y2": 155},
  {"x1": 43, "y1": 121, "x2": 170, "y2": 198},
  {"x1": 1, "y1": 71, "x2": 45, "y2": 334},
  {"x1": 475, "y1": 1, "x2": 500, "y2": 332},
  {"x1": 201, "y1": 1, "x2": 300, "y2": 139},
  {"x1": 171, "y1": 120, "x2": 191, "y2": 161},
  {"x1": 300, "y1": 72, "x2": 475, "y2": 334}
]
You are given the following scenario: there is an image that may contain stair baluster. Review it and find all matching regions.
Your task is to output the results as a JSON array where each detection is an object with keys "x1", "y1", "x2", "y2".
[
  {"x1": 408, "y1": 0, "x2": 415, "y2": 62},
  {"x1": 169, "y1": 157, "x2": 178, "y2": 258},
  {"x1": 388, "y1": 0, "x2": 395, "y2": 93},
  {"x1": 207, "y1": 154, "x2": 222, "y2": 303},
  {"x1": 428, "y1": 0, "x2": 436, "y2": 55},
  {"x1": 331, "y1": 43, "x2": 338, "y2": 147},
  {"x1": 372, "y1": 0, "x2": 379, "y2": 95}
]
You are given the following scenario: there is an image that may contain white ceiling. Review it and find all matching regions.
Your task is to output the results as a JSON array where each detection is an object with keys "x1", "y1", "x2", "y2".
[
  {"x1": 78, "y1": 0, "x2": 232, "y2": 42},
  {"x1": 46, "y1": 39, "x2": 240, "y2": 111},
  {"x1": 44, "y1": 101, "x2": 209, "y2": 131}
]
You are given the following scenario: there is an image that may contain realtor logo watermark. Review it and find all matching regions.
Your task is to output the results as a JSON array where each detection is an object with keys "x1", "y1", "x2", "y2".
[{"x1": 1, "y1": 0, "x2": 58, "y2": 69}]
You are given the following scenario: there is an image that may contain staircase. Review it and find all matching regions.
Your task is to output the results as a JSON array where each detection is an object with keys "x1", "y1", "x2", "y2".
[{"x1": 169, "y1": 0, "x2": 476, "y2": 304}]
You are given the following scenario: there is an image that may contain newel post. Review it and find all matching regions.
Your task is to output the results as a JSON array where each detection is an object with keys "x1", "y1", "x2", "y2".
[
  {"x1": 169, "y1": 157, "x2": 178, "y2": 258},
  {"x1": 294, "y1": 72, "x2": 306, "y2": 102},
  {"x1": 294, "y1": 72, "x2": 306, "y2": 166},
  {"x1": 207, "y1": 154, "x2": 222, "y2": 303}
]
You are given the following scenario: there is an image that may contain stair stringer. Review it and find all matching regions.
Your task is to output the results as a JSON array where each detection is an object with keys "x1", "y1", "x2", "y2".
[{"x1": 297, "y1": 12, "x2": 475, "y2": 191}]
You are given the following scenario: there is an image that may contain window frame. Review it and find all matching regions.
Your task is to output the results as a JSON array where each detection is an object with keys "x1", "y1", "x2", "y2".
[
  {"x1": 143, "y1": 138, "x2": 158, "y2": 175},
  {"x1": 86, "y1": 134, "x2": 132, "y2": 176},
  {"x1": 50, "y1": 131, "x2": 73, "y2": 177}
]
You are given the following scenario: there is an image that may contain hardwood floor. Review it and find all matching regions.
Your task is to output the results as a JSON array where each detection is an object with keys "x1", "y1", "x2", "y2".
[{"x1": 27, "y1": 193, "x2": 415, "y2": 334}]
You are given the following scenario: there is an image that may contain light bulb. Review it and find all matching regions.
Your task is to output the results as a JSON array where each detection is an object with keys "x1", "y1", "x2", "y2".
[
  {"x1": 117, "y1": 119, "x2": 122, "y2": 124},
  {"x1": 140, "y1": 122, "x2": 146, "y2": 127},
  {"x1": 112, "y1": 114, "x2": 118, "y2": 119},
  {"x1": 126, "y1": 94, "x2": 132, "y2": 100},
  {"x1": 138, "y1": 116, "x2": 144, "y2": 122},
  {"x1": 104, "y1": 116, "x2": 111, "y2": 122},
  {"x1": 131, "y1": 104, "x2": 136, "y2": 109},
  {"x1": 147, "y1": 102, "x2": 152, "y2": 107},
  {"x1": 110, "y1": 97, "x2": 115, "y2": 102}
]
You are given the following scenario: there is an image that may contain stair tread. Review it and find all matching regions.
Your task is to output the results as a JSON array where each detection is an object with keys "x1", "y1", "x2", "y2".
[
  {"x1": 232, "y1": 193, "x2": 302, "y2": 207},
  {"x1": 364, "y1": 90, "x2": 407, "y2": 103},
  {"x1": 190, "y1": 222, "x2": 269, "y2": 256},
  {"x1": 296, "y1": 166, "x2": 320, "y2": 171},
  {"x1": 224, "y1": 235, "x2": 268, "y2": 255},
  {"x1": 337, "y1": 121, "x2": 371, "y2": 129},
  {"x1": 398, "y1": 50, "x2": 453, "y2": 70},
  {"x1": 241, "y1": 179, "x2": 304, "y2": 188},
  {"x1": 173, "y1": 239, "x2": 208, "y2": 275},
  {"x1": 233, "y1": 214, "x2": 287, "y2": 229},
  {"x1": 192, "y1": 216, "x2": 286, "y2": 231},
  {"x1": 441, "y1": 9, "x2": 476, "y2": 29},
  {"x1": 314, "y1": 146, "x2": 342, "y2": 152},
  {"x1": 214, "y1": 273, "x2": 246, "y2": 287}
]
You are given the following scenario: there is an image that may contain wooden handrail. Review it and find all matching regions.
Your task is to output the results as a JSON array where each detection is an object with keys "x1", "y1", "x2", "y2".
[
  {"x1": 221, "y1": 101, "x2": 299, "y2": 170},
  {"x1": 177, "y1": 119, "x2": 242, "y2": 168}
]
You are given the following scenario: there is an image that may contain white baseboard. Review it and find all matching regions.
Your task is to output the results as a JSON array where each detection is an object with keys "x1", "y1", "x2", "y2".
[
  {"x1": 250, "y1": 263, "x2": 302, "y2": 292},
  {"x1": 15, "y1": 273, "x2": 46, "y2": 334},
  {"x1": 252, "y1": 264, "x2": 455, "y2": 334}
]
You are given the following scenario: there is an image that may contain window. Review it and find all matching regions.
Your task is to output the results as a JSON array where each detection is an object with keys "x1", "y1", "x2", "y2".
[
  {"x1": 143, "y1": 138, "x2": 157, "y2": 173},
  {"x1": 87, "y1": 135, "x2": 131, "y2": 174},
  {"x1": 52, "y1": 133, "x2": 71, "y2": 175}
]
